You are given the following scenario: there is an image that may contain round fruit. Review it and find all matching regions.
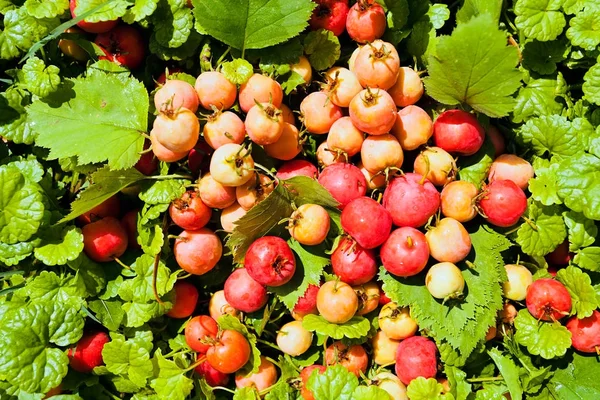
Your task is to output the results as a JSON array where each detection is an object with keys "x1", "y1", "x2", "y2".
[
  {"x1": 488, "y1": 154, "x2": 534, "y2": 190},
  {"x1": 318, "y1": 163, "x2": 367, "y2": 208},
  {"x1": 150, "y1": 130, "x2": 188, "y2": 162},
  {"x1": 235, "y1": 356, "x2": 278, "y2": 391},
  {"x1": 68, "y1": 331, "x2": 110, "y2": 373},
  {"x1": 291, "y1": 55, "x2": 313, "y2": 84},
  {"x1": 152, "y1": 108, "x2": 200, "y2": 153},
  {"x1": 395, "y1": 336, "x2": 438, "y2": 385},
  {"x1": 206, "y1": 329, "x2": 251, "y2": 374},
  {"x1": 174, "y1": 228, "x2": 222, "y2": 275},
  {"x1": 244, "y1": 236, "x2": 296, "y2": 287},
  {"x1": 316, "y1": 280, "x2": 359, "y2": 324},
  {"x1": 360, "y1": 133, "x2": 404, "y2": 174},
  {"x1": 331, "y1": 238, "x2": 378, "y2": 285},
  {"x1": 425, "y1": 218, "x2": 472, "y2": 263},
  {"x1": 300, "y1": 91, "x2": 343, "y2": 134},
  {"x1": 59, "y1": 27, "x2": 88, "y2": 61},
  {"x1": 566, "y1": 310, "x2": 600, "y2": 353},
  {"x1": 195, "y1": 359, "x2": 230, "y2": 387},
  {"x1": 77, "y1": 196, "x2": 120, "y2": 225},
  {"x1": 487, "y1": 125, "x2": 506, "y2": 157},
  {"x1": 70, "y1": 0, "x2": 117, "y2": 33},
  {"x1": 154, "y1": 79, "x2": 199, "y2": 113},
  {"x1": 341, "y1": 197, "x2": 392, "y2": 249},
  {"x1": 353, "y1": 281, "x2": 380, "y2": 316},
  {"x1": 346, "y1": 0, "x2": 386, "y2": 43},
  {"x1": 293, "y1": 284, "x2": 320, "y2": 317},
  {"x1": 82, "y1": 217, "x2": 128, "y2": 262},
  {"x1": 203, "y1": 110, "x2": 246, "y2": 150},
  {"x1": 195, "y1": 71, "x2": 237, "y2": 110},
  {"x1": 95, "y1": 26, "x2": 145, "y2": 69},
  {"x1": 388, "y1": 67, "x2": 424, "y2": 107},
  {"x1": 309, "y1": 0, "x2": 349, "y2": 36},
  {"x1": 381, "y1": 227, "x2": 430, "y2": 277},
  {"x1": 169, "y1": 190, "x2": 212, "y2": 230},
  {"x1": 478, "y1": 180, "x2": 527, "y2": 227},
  {"x1": 223, "y1": 268, "x2": 268, "y2": 313},
  {"x1": 425, "y1": 262, "x2": 465, "y2": 299},
  {"x1": 300, "y1": 365, "x2": 326, "y2": 400},
  {"x1": 325, "y1": 342, "x2": 368, "y2": 377},
  {"x1": 525, "y1": 278, "x2": 572, "y2": 321},
  {"x1": 245, "y1": 102, "x2": 284, "y2": 145},
  {"x1": 166, "y1": 281, "x2": 199, "y2": 318},
  {"x1": 134, "y1": 140, "x2": 159, "y2": 176},
  {"x1": 184, "y1": 315, "x2": 218, "y2": 353},
  {"x1": 371, "y1": 330, "x2": 401, "y2": 366},
  {"x1": 383, "y1": 173, "x2": 441, "y2": 228},
  {"x1": 433, "y1": 110, "x2": 485, "y2": 156},
  {"x1": 288, "y1": 204, "x2": 331, "y2": 246},
  {"x1": 198, "y1": 173, "x2": 237, "y2": 209},
  {"x1": 391, "y1": 105, "x2": 434, "y2": 150},
  {"x1": 280, "y1": 103, "x2": 296, "y2": 124},
  {"x1": 121, "y1": 210, "x2": 140, "y2": 250},
  {"x1": 503, "y1": 264, "x2": 533, "y2": 301},
  {"x1": 264, "y1": 122, "x2": 302, "y2": 161},
  {"x1": 209, "y1": 143, "x2": 255, "y2": 187},
  {"x1": 357, "y1": 161, "x2": 387, "y2": 190},
  {"x1": 317, "y1": 141, "x2": 348, "y2": 167},
  {"x1": 327, "y1": 117, "x2": 364, "y2": 157},
  {"x1": 209, "y1": 290, "x2": 240, "y2": 321},
  {"x1": 379, "y1": 302, "x2": 418, "y2": 340},
  {"x1": 236, "y1": 173, "x2": 275, "y2": 211},
  {"x1": 276, "y1": 159, "x2": 318, "y2": 180},
  {"x1": 373, "y1": 372, "x2": 408, "y2": 400},
  {"x1": 323, "y1": 67, "x2": 363, "y2": 107},
  {"x1": 349, "y1": 88, "x2": 397, "y2": 136},
  {"x1": 413, "y1": 147, "x2": 456, "y2": 186},
  {"x1": 276, "y1": 320, "x2": 313, "y2": 356},
  {"x1": 546, "y1": 240, "x2": 572, "y2": 266},
  {"x1": 440, "y1": 181, "x2": 479, "y2": 223},
  {"x1": 353, "y1": 40, "x2": 400, "y2": 90},
  {"x1": 239, "y1": 74, "x2": 283, "y2": 113}
]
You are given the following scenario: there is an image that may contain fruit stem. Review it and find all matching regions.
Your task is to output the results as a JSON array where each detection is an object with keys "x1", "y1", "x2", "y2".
[
  {"x1": 253, "y1": 162, "x2": 278, "y2": 181},
  {"x1": 146, "y1": 174, "x2": 194, "y2": 181},
  {"x1": 256, "y1": 338, "x2": 282, "y2": 351},
  {"x1": 153, "y1": 213, "x2": 169, "y2": 305},
  {"x1": 112, "y1": 257, "x2": 131, "y2": 270},
  {"x1": 212, "y1": 386, "x2": 236, "y2": 394},
  {"x1": 184, "y1": 355, "x2": 207, "y2": 372}
]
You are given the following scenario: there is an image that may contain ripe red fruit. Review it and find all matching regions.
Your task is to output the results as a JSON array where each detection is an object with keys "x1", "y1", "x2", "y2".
[
  {"x1": 341, "y1": 197, "x2": 392, "y2": 249},
  {"x1": 169, "y1": 190, "x2": 212, "y2": 230},
  {"x1": 244, "y1": 236, "x2": 296, "y2": 287},
  {"x1": 433, "y1": 110, "x2": 485, "y2": 156},
  {"x1": 206, "y1": 329, "x2": 251, "y2": 374},
  {"x1": 318, "y1": 163, "x2": 367, "y2": 209},
  {"x1": 82, "y1": 217, "x2": 128, "y2": 262},
  {"x1": 70, "y1": 0, "x2": 118, "y2": 33},
  {"x1": 566, "y1": 310, "x2": 600, "y2": 353},
  {"x1": 346, "y1": 0, "x2": 386, "y2": 43},
  {"x1": 68, "y1": 331, "x2": 110, "y2": 373},
  {"x1": 526, "y1": 278, "x2": 572, "y2": 321},
  {"x1": 383, "y1": 173, "x2": 441, "y2": 228},
  {"x1": 173, "y1": 228, "x2": 222, "y2": 275},
  {"x1": 381, "y1": 227, "x2": 430, "y2": 277},
  {"x1": 325, "y1": 342, "x2": 368, "y2": 377},
  {"x1": 195, "y1": 358, "x2": 230, "y2": 387},
  {"x1": 184, "y1": 315, "x2": 218, "y2": 353},
  {"x1": 95, "y1": 25, "x2": 145, "y2": 69},
  {"x1": 188, "y1": 140, "x2": 213, "y2": 175},
  {"x1": 478, "y1": 180, "x2": 527, "y2": 228},
  {"x1": 224, "y1": 268, "x2": 268, "y2": 313},
  {"x1": 120, "y1": 210, "x2": 140, "y2": 250},
  {"x1": 309, "y1": 0, "x2": 349, "y2": 36},
  {"x1": 78, "y1": 196, "x2": 121, "y2": 225},
  {"x1": 134, "y1": 140, "x2": 158, "y2": 175},
  {"x1": 395, "y1": 336, "x2": 438, "y2": 385},
  {"x1": 155, "y1": 67, "x2": 183, "y2": 87},
  {"x1": 331, "y1": 238, "x2": 377, "y2": 285},
  {"x1": 166, "y1": 281, "x2": 199, "y2": 318},
  {"x1": 300, "y1": 365, "x2": 327, "y2": 400},
  {"x1": 293, "y1": 284, "x2": 320, "y2": 315},
  {"x1": 545, "y1": 240, "x2": 572, "y2": 266},
  {"x1": 276, "y1": 159, "x2": 318, "y2": 180}
]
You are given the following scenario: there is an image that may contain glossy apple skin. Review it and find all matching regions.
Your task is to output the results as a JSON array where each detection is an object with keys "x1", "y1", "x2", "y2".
[
  {"x1": 331, "y1": 238, "x2": 377, "y2": 285},
  {"x1": 184, "y1": 315, "x2": 218, "y2": 353},
  {"x1": 309, "y1": 0, "x2": 349, "y2": 36},
  {"x1": 325, "y1": 342, "x2": 368, "y2": 377},
  {"x1": 293, "y1": 284, "x2": 320, "y2": 316},
  {"x1": 169, "y1": 190, "x2": 212, "y2": 231},
  {"x1": 488, "y1": 154, "x2": 534, "y2": 190},
  {"x1": 68, "y1": 331, "x2": 110, "y2": 373},
  {"x1": 70, "y1": 0, "x2": 118, "y2": 33},
  {"x1": 526, "y1": 278, "x2": 572, "y2": 321},
  {"x1": 235, "y1": 356, "x2": 278, "y2": 391},
  {"x1": 173, "y1": 229, "x2": 222, "y2": 275},
  {"x1": 166, "y1": 281, "x2": 199, "y2": 318},
  {"x1": 545, "y1": 240, "x2": 572, "y2": 266},
  {"x1": 95, "y1": 25, "x2": 145, "y2": 69},
  {"x1": 300, "y1": 365, "x2": 327, "y2": 400},
  {"x1": 383, "y1": 173, "x2": 440, "y2": 228},
  {"x1": 433, "y1": 110, "x2": 485, "y2": 156},
  {"x1": 244, "y1": 236, "x2": 296, "y2": 287},
  {"x1": 440, "y1": 181, "x2": 478, "y2": 223},
  {"x1": 316, "y1": 280, "x2": 358, "y2": 324},
  {"x1": 566, "y1": 310, "x2": 600, "y2": 353},
  {"x1": 395, "y1": 336, "x2": 438, "y2": 385},
  {"x1": 195, "y1": 358, "x2": 230, "y2": 387},
  {"x1": 381, "y1": 227, "x2": 429, "y2": 277},
  {"x1": 425, "y1": 218, "x2": 472, "y2": 263},
  {"x1": 318, "y1": 163, "x2": 367, "y2": 209},
  {"x1": 206, "y1": 329, "x2": 251, "y2": 374},
  {"x1": 276, "y1": 160, "x2": 318, "y2": 180},
  {"x1": 345, "y1": 1, "x2": 386, "y2": 43},
  {"x1": 341, "y1": 197, "x2": 392, "y2": 249},
  {"x1": 82, "y1": 217, "x2": 128, "y2": 262},
  {"x1": 224, "y1": 268, "x2": 268, "y2": 313},
  {"x1": 478, "y1": 180, "x2": 527, "y2": 227}
]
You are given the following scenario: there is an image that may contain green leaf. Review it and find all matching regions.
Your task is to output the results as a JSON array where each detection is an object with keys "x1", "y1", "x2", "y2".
[
  {"x1": 456, "y1": 0, "x2": 502, "y2": 24},
  {"x1": 281, "y1": 71, "x2": 307, "y2": 95},
  {"x1": 0, "y1": 87, "x2": 36, "y2": 145},
  {"x1": 149, "y1": 30, "x2": 203, "y2": 61},
  {"x1": 0, "y1": 239, "x2": 38, "y2": 266},
  {"x1": 88, "y1": 299, "x2": 125, "y2": 331},
  {"x1": 303, "y1": 29, "x2": 341, "y2": 71},
  {"x1": 102, "y1": 332, "x2": 154, "y2": 388},
  {"x1": 522, "y1": 39, "x2": 569, "y2": 75},
  {"x1": 233, "y1": 387, "x2": 260, "y2": 400},
  {"x1": 556, "y1": 153, "x2": 600, "y2": 220},
  {"x1": 517, "y1": 115, "x2": 583, "y2": 158},
  {"x1": 583, "y1": 63, "x2": 600, "y2": 105},
  {"x1": 445, "y1": 366, "x2": 472, "y2": 400},
  {"x1": 118, "y1": 254, "x2": 177, "y2": 303},
  {"x1": 566, "y1": 6, "x2": 600, "y2": 50},
  {"x1": 380, "y1": 225, "x2": 510, "y2": 358},
  {"x1": 513, "y1": 310, "x2": 571, "y2": 359},
  {"x1": 549, "y1": 352, "x2": 600, "y2": 398},
  {"x1": 563, "y1": 210, "x2": 597, "y2": 251},
  {"x1": 21, "y1": 57, "x2": 61, "y2": 98},
  {"x1": 514, "y1": 0, "x2": 566, "y2": 41},
  {"x1": 221, "y1": 59, "x2": 254, "y2": 85},
  {"x1": 138, "y1": 179, "x2": 187, "y2": 205},
  {"x1": 74, "y1": 0, "x2": 130, "y2": 22},
  {"x1": 67, "y1": 253, "x2": 107, "y2": 297},
  {"x1": 352, "y1": 385, "x2": 392, "y2": 400},
  {"x1": 60, "y1": 166, "x2": 145, "y2": 223},
  {"x1": 34, "y1": 226, "x2": 84, "y2": 266},
  {"x1": 150, "y1": 350, "x2": 194, "y2": 400},
  {"x1": 574, "y1": 246, "x2": 600, "y2": 271},
  {"x1": 384, "y1": 0, "x2": 409, "y2": 31},
  {"x1": 428, "y1": 4, "x2": 450, "y2": 29},
  {"x1": 302, "y1": 315, "x2": 370, "y2": 340},
  {"x1": 217, "y1": 315, "x2": 261, "y2": 375},
  {"x1": 423, "y1": 14, "x2": 522, "y2": 117},
  {"x1": 152, "y1": 0, "x2": 192, "y2": 48},
  {"x1": 556, "y1": 266, "x2": 599, "y2": 318},
  {"x1": 30, "y1": 70, "x2": 148, "y2": 170},
  {"x1": 529, "y1": 158, "x2": 562, "y2": 206},
  {"x1": 406, "y1": 377, "x2": 450, "y2": 400},
  {"x1": 516, "y1": 202, "x2": 567, "y2": 257},
  {"x1": 191, "y1": 0, "x2": 315, "y2": 51},
  {"x1": 488, "y1": 348, "x2": 523, "y2": 400},
  {"x1": 271, "y1": 240, "x2": 329, "y2": 311},
  {"x1": 406, "y1": 20, "x2": 436, "y2": 61},
  {"x1": 0, "y1": 8, "x2": 59, "y2": 60},
  {"x1": 306, "y1": 364, "x2": 358, "y2": 400},
  {"x1": 513, "y1": 72, "x2": 566, "y2": 123},
  {"x1": 123, "y1": 0, "x2": 160, "y2": 23},
  {"x1": 0, "y1": 165, "x2": 45, "y2": 244},
  {"x1": 456, "y1": 136, "x2": 495, "y2": 189},
  {"x1": 24, "y1": 0, "x2": 68, "y2": 19},
  {"x1": 123, "y1": 300, "x2": 172, "y2": 328}
]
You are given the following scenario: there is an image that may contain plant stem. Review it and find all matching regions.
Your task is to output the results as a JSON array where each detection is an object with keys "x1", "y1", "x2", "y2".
[
  {"x1": 146, "y1": 174, "x2": 195, "y2": 181},
  {"x1": 466, "y1": 376, "x2": 504, "y2": 383}
]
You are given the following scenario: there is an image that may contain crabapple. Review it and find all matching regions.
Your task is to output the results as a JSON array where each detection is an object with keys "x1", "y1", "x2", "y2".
[
  {"x1": 360, "y1": 133, "x2": 404, "y2": 174},
  {"x1": 395, "y1": 336, "x2": 438, "y2": 385},
  {"x1": 134, "y1": 140, "x2": 158, "y2": 176},
  {"x1": 379, "y1": 302, "x2": 418, "y2": 340},
  {"x1": 209, "y1": 290, "x2": 240, "y2": 321},
  {"x1": 121, "y1": 210, "x2": 139, "y2": 250},
  {"x1": 77, "y1": 196, "x2": 120, "y2": 225},
  {"x1": 526, "y1": 278, "x2": 571, "y2": 321},
  {"x1": 300, "y1": 365, "x2": 326, "y2": 400},
  {"x1": 203, "y1": 110, "x2": 246, "y2": 150},
  {"x1": 195, "y1": 71, "x2": 237, "y2": 110},
  {"x1": 224, "y1": 268, "x2": 268, "y2": 313},
  {"x1": 331, "y1": 238, "x2": 377, "y2": 285},
  {"x1": 341, "y1": 196, "x2": 392, "y2": 249},
  {"x1": 323, "y1": 67, "x2": 363, "y2": 107},
  {"x1": 206, "y1": 329, "x2": 251, "y2": 374},
  {"x1": 353, "y1": 40, "x2": 400, "y2": 90},
  {"x1": 353, "y1": 281, "x2": 380, "y2": 315},
  {"x1": 488, "y1": 154, "x2": 534, "y2": 190},
  {"x1": 388, "y1": 67, "x2": 424, "y2": 107},
  {"x1": 318, "y1": 163, "x2": 367, "y2": 208},
  {"x1": 325, "y1": 342, "x2": 368, "y2": 377},
  {"x1": 276, "y1": 160, "x2": 318, "y2": 180},
  {"x1": 184, "y1": 315, "x2": 218, "y2": 353},
  {"x1": 383, "y1": 173, "x2": 441, "y2": 228},
  {"x1": 245, "y1": 102, "x2": 284, "y2": 145},
  {"x1": 264, "y1": 123, "x2": 302, "y2": 161},
  {"x1": 235, "y1": 356, "x2": 278, "y2": 391},
  {"x1": 425, "y1": 218, "x2": 472, "y2": 263},
  {"x1": 70, "y1": 0, "x2": 118, "y2": 33},
  {"x1": 349, "y1": 88, "x2": 396, "y2": 136},
  {"x1": 280, "y1": 104, "x2": 296, "y2": 124},
  {"x1": 239, "y1": 74, "x2": 283, "y2": 113},
  {"x1": 276, "y1": 321, "x2": 313, "y2": 356},
  {"x1": 503, "y1": 264, "x2": 533, "y2": 301},
  {"x1": 300, "y1": 91, "x2": 343, "y2": 134},
  {"x1": 154, "y1": 79, "x2": 199, "y2": 113},
  {"x1": 291, "y1": 55, "x2": 313, "y2": 84},
  {"x1": 426, "y1": 262, "x2": 465, "y2": 299},
  {"x1": 169, "y1": 190, "x2": 212, "y2": 230},
  {"x1": 371, "y1": 330, "x2": 401, "y2": 366},
  {"x1": 236, "y1": 173, "x2": 275, "y2": 210},
  {"x1": 309, "y1": 0, "x2": 349, "y2": 36},
  {"x1": 95, "y1": 25, "x2": 145, "y2": 69},
  {"x1": 68, "y1": 331, "x2": 110, "y2": 373},
  {"x1": 317, "y1": 141, "x2": 347, "y2": 167},
  {"x1": 478, "y1": 180, "x2": 527, "y2": 227},
  {"x1": 288, "y1": 204, "x2": 331, "y2": 246},
  {"x1": 293, "y1": 284, "x2": 320, "y2": 318},
  {"x1": 566, "y1": 311, "x2": 600, "y2": 353},
  {"x1": 346, "y1": 0, "x2": 386, "y2": 43},
  {"x1": 82, "y1": 217, "x2": 128, "y2": 262},
  {"x1": 173, "y1": 228, "x2": 222, "y2": 275},
  {"x1": 373, "y1": 372, "x2": 408, "y2": 400},
  {"x1": 59, "y1": 27, "x2": 88, "y2": 61},
  {"x1": 357, "y1": 161, "x2": 386, "y2": 190},
  {"x1": 326, "y1": 116, "x2": 364, "y2": 157},
  {"x1": 391, "y1": 105, "x2": 434, "y2": 150},
  {"x1": 244, "y1": 236, "x2": 296, "y2": 287},
  {"x1": 152, "y1": 108, "x2": 199, "y2": 153},
  {"x1": 317, "y1": 280, "x2": 358, "y2": 324},
  {"x1": 487, "y1": 125, "x2": 506, "y2": 157},
  {"x1": 150, "y1": 130, "x2": 187, "y2": 162},
  {"x1": 545, "y1": 240, "x2": 572, "y2": 266},
  {"x1": 433, "y1": 110, "x2": 485, "y2": 156},
  {"x1": 381, "y1": 227, "x2": 430, "y2": 277},
  {"x1": 198, "y1": 172, "x2": 237, "y2": 209},
  {"x1": 195, "y1": 359, "x2": 230, "y2": 387},
  {"x1": 440, "y1": 181, "x2": 479, "y2": 223},
  {"x1": 209, "y1": 143, "x2": 255, "y2": 187},
  {"x1": 413, "y1": 147, "x2": 457, "y2": 186},
  {"x1": 166, "y1": 281, "x2": 199, "y2": 318}
]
